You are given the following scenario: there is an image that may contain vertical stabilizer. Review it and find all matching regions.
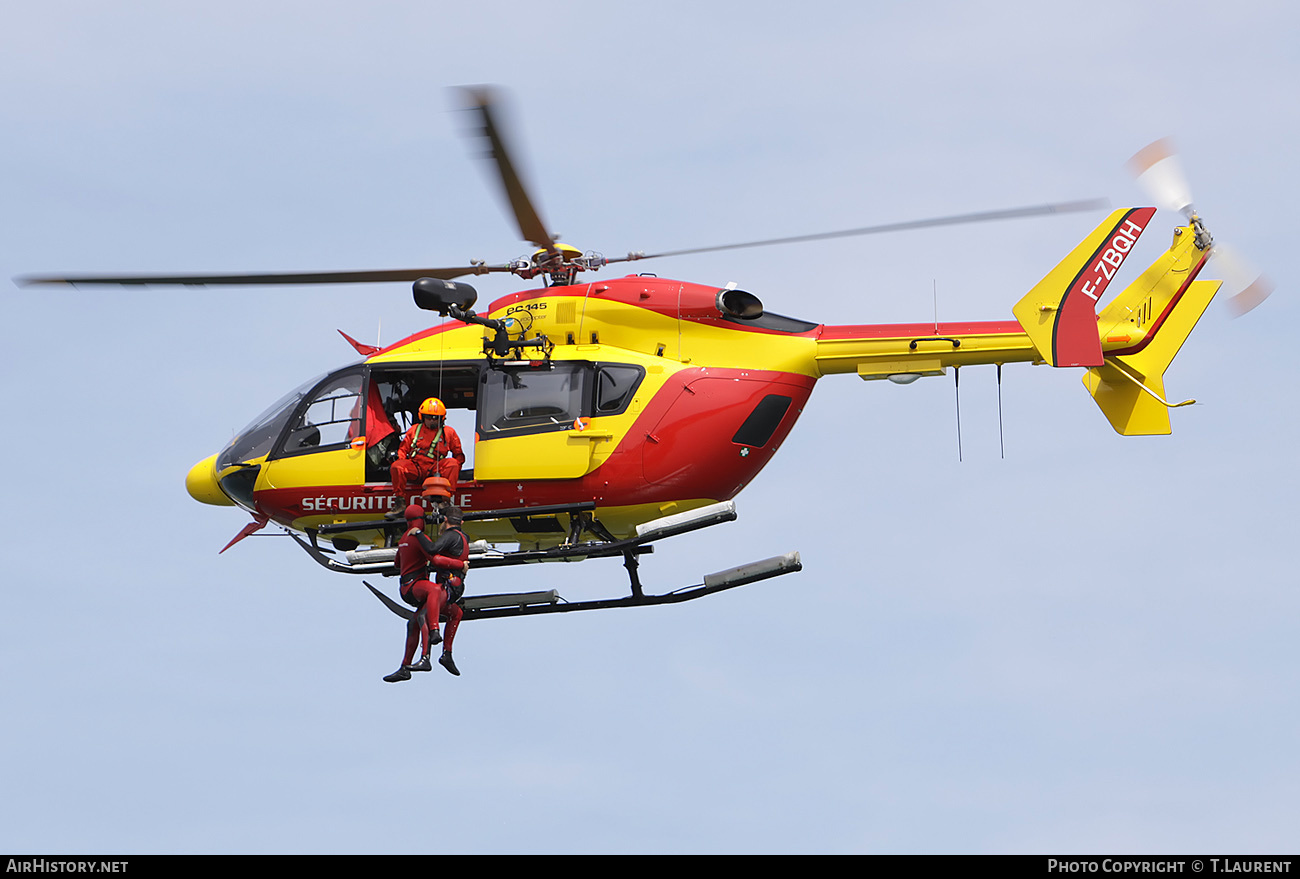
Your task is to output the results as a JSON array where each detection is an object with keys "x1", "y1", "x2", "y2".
[{"x1": 1013, "y1": 207, "x2": 1157, "y2": 367}]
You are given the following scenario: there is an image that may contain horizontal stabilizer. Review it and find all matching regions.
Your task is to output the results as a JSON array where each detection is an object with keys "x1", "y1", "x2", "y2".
[{"x1": 1083, "y1": 279, "x2": 1219, "y2": 435}]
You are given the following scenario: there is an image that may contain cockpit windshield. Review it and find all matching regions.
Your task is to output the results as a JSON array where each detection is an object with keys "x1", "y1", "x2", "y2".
[{"x1": 216, "y1": 364, "x2": 361, "y2": 469}]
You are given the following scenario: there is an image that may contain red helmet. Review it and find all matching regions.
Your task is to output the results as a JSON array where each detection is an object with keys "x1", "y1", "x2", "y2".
[{"x1": 404, "y1": 503, "x2": 426, "y2": 523}]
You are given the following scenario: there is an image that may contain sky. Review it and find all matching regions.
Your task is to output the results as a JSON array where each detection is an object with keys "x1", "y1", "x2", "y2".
[{"x1": 3, "y1": 0, "x2": 1298, "y2": 855}]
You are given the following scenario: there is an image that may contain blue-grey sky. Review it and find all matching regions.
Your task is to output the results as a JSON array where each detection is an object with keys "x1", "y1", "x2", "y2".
[{"x1": 3, "y1": 0, "x2": 1298, "y2": 854}]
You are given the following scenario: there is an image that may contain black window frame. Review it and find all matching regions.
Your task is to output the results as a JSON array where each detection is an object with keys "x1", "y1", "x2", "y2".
[{"x1": 592, "y1": 362, "x2": 646, "y2": 417}]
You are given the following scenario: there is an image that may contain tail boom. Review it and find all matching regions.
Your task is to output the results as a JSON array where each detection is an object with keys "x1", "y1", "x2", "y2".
[
  {"x1": 815, "y1": 209, "x2": 1219, "y2": 437},
  {"x1": 814, "y1": 321, "x2": 1036, "y2": 380}
]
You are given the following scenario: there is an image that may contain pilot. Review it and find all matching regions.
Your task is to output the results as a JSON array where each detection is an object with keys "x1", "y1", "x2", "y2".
[
  {"x1": 387, "y1": 397, "x2": 465, "y2": 517},
  {"x1": 383, "y1": 504, "x2": 471, "y2": 682}
]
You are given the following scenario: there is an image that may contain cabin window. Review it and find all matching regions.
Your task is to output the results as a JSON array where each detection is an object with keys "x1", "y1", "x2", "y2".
[
  {"x1": 721, "y1": 312, "x2": 818, "y2": 334},
  {"x1": 732, "y1": 394, "x2": 792, "y2": 448},
  {"x1": 480, "y1": 362, "x2": 588, "y2": 435},
  {"x1": 594, "y1": 365, "x2": 643, "y2": 415}
]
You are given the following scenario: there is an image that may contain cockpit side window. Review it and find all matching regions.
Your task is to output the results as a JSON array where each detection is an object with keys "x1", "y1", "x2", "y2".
[{"x1": 279, "y1": 371, "x2": 364, "y2": 455}]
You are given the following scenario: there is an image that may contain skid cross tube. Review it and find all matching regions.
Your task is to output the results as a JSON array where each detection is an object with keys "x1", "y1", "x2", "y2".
[
  {"x1": 300, "y1": 501, "x2": 737, "y2": 575},
  {"x1": 315, "y1": 501, "x2": 599, "y2": 535}
]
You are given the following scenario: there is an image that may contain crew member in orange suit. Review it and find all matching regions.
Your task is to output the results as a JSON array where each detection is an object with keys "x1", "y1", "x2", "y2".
[{"x1": 387, "y1": 397, "x2": 464, "y2": 516}]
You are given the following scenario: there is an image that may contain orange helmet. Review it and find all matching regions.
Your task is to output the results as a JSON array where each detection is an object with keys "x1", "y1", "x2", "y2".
[{"x1": 418, "y1": 397, "x2": 447, "y2": 418}]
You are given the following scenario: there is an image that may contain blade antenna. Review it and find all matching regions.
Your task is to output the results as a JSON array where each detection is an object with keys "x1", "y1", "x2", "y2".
[
  {"x1": 996, "y1": 363, "x2": 1005, "y2": 459},
  {"x1": 954, "y1": 366, "x2": 963, "y2": 463}
]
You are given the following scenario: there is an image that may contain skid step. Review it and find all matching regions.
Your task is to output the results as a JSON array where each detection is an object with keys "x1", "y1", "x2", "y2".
[{"x1": 464, "y1": 590, "x2": 561, "y2": 611}]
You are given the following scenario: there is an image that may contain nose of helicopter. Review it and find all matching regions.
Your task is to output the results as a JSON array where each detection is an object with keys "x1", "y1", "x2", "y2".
[{"x1": 186, "y1": 453, "x2": 235, "y2": 506}]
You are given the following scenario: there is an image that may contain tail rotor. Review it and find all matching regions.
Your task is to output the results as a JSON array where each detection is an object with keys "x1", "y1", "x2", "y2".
[{"x1": 1128, "y1": 137, "x2": 1273, "y2": 317}]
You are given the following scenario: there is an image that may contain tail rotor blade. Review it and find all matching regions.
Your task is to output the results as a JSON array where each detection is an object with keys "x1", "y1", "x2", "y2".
[
  {"x1": 1128, "y1": 138, "x2": 1273, "y2": 318},
  {"x1": 1128, "y1": 137, "x2": 1195, "y2": 217},
  {"x1": 1214, "y1": 242, "x2": 1275, "y2": 318}
]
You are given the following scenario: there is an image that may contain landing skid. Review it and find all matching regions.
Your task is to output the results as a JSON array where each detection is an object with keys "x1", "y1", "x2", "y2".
[{"x1": 364, "y1": 550, "x2": 802, "y2": 621}]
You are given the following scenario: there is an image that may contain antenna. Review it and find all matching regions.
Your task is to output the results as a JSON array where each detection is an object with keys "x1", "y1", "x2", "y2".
[
  {"x1": 954, "y1": 365, "x2": 963, "y2": 463},
  {"x1": 996, "y1": 363, "x2": 1005, "y2": 459},
  {"x1": 933, "y1": 279, "x2": 939, "y2": 335}
]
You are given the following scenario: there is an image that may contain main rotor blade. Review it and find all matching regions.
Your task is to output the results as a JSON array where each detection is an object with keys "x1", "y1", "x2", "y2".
[
  {"x1": 604, "y1": 199, "x2": 1111, "y2": 263},
  {"x1": 458, "y1": 86, "x2": 556, "y2": 252},
  {"x1": 16, "y1": 265, "x2": 514, "y2": 288}
]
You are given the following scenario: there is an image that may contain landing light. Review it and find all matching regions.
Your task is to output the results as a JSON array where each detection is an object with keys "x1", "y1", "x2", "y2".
[{"x1": 887, "y1": 373, "x2": 922, "y2": 385}]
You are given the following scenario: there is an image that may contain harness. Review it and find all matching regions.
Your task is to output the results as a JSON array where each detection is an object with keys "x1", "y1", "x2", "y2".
[
  {"x1": 434, "y1": 527, "x2": 469, "y2": 582},
  {"x1": 398, "y1": 526, "x2": 468, "y2": 598},
  {"x1": 437, "y1": 527, "x2": 469, "y2": 605},
  {"x1": 412, "y1": 423, "x2": 446, "y2": 460},
  {"x1": 399, "y1": 568, "x2": 428, "y2": 589}
]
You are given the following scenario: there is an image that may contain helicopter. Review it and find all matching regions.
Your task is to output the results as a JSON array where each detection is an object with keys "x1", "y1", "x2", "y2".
[{"x1": 18, "y1": 90, "x2": 1262, "y2": 621}]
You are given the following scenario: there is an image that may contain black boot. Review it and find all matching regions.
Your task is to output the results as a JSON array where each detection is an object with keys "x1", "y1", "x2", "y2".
[
  {"x1": 382, "y1": 666, "x2": 412, "y2": 683},
  {"x1": 438, "y1": 651, "x2": 461, "y2": 676},
  {"x1": 410, "y1": 655, "x2": 432, "y2": 672}
]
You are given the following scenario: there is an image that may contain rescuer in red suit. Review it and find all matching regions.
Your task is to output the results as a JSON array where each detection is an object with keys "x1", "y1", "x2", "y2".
[
  {"x1": 387, "y1": 397, "x2": 465, "y2": 516},
  {"x1": 383, "y1": 504, "x2": 471, "y2": 682}
]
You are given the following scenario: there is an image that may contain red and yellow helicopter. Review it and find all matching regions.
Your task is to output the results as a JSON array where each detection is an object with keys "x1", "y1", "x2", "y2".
[{"x1": 19, "y1": 93, "x2": 1267, "y2": 620}]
